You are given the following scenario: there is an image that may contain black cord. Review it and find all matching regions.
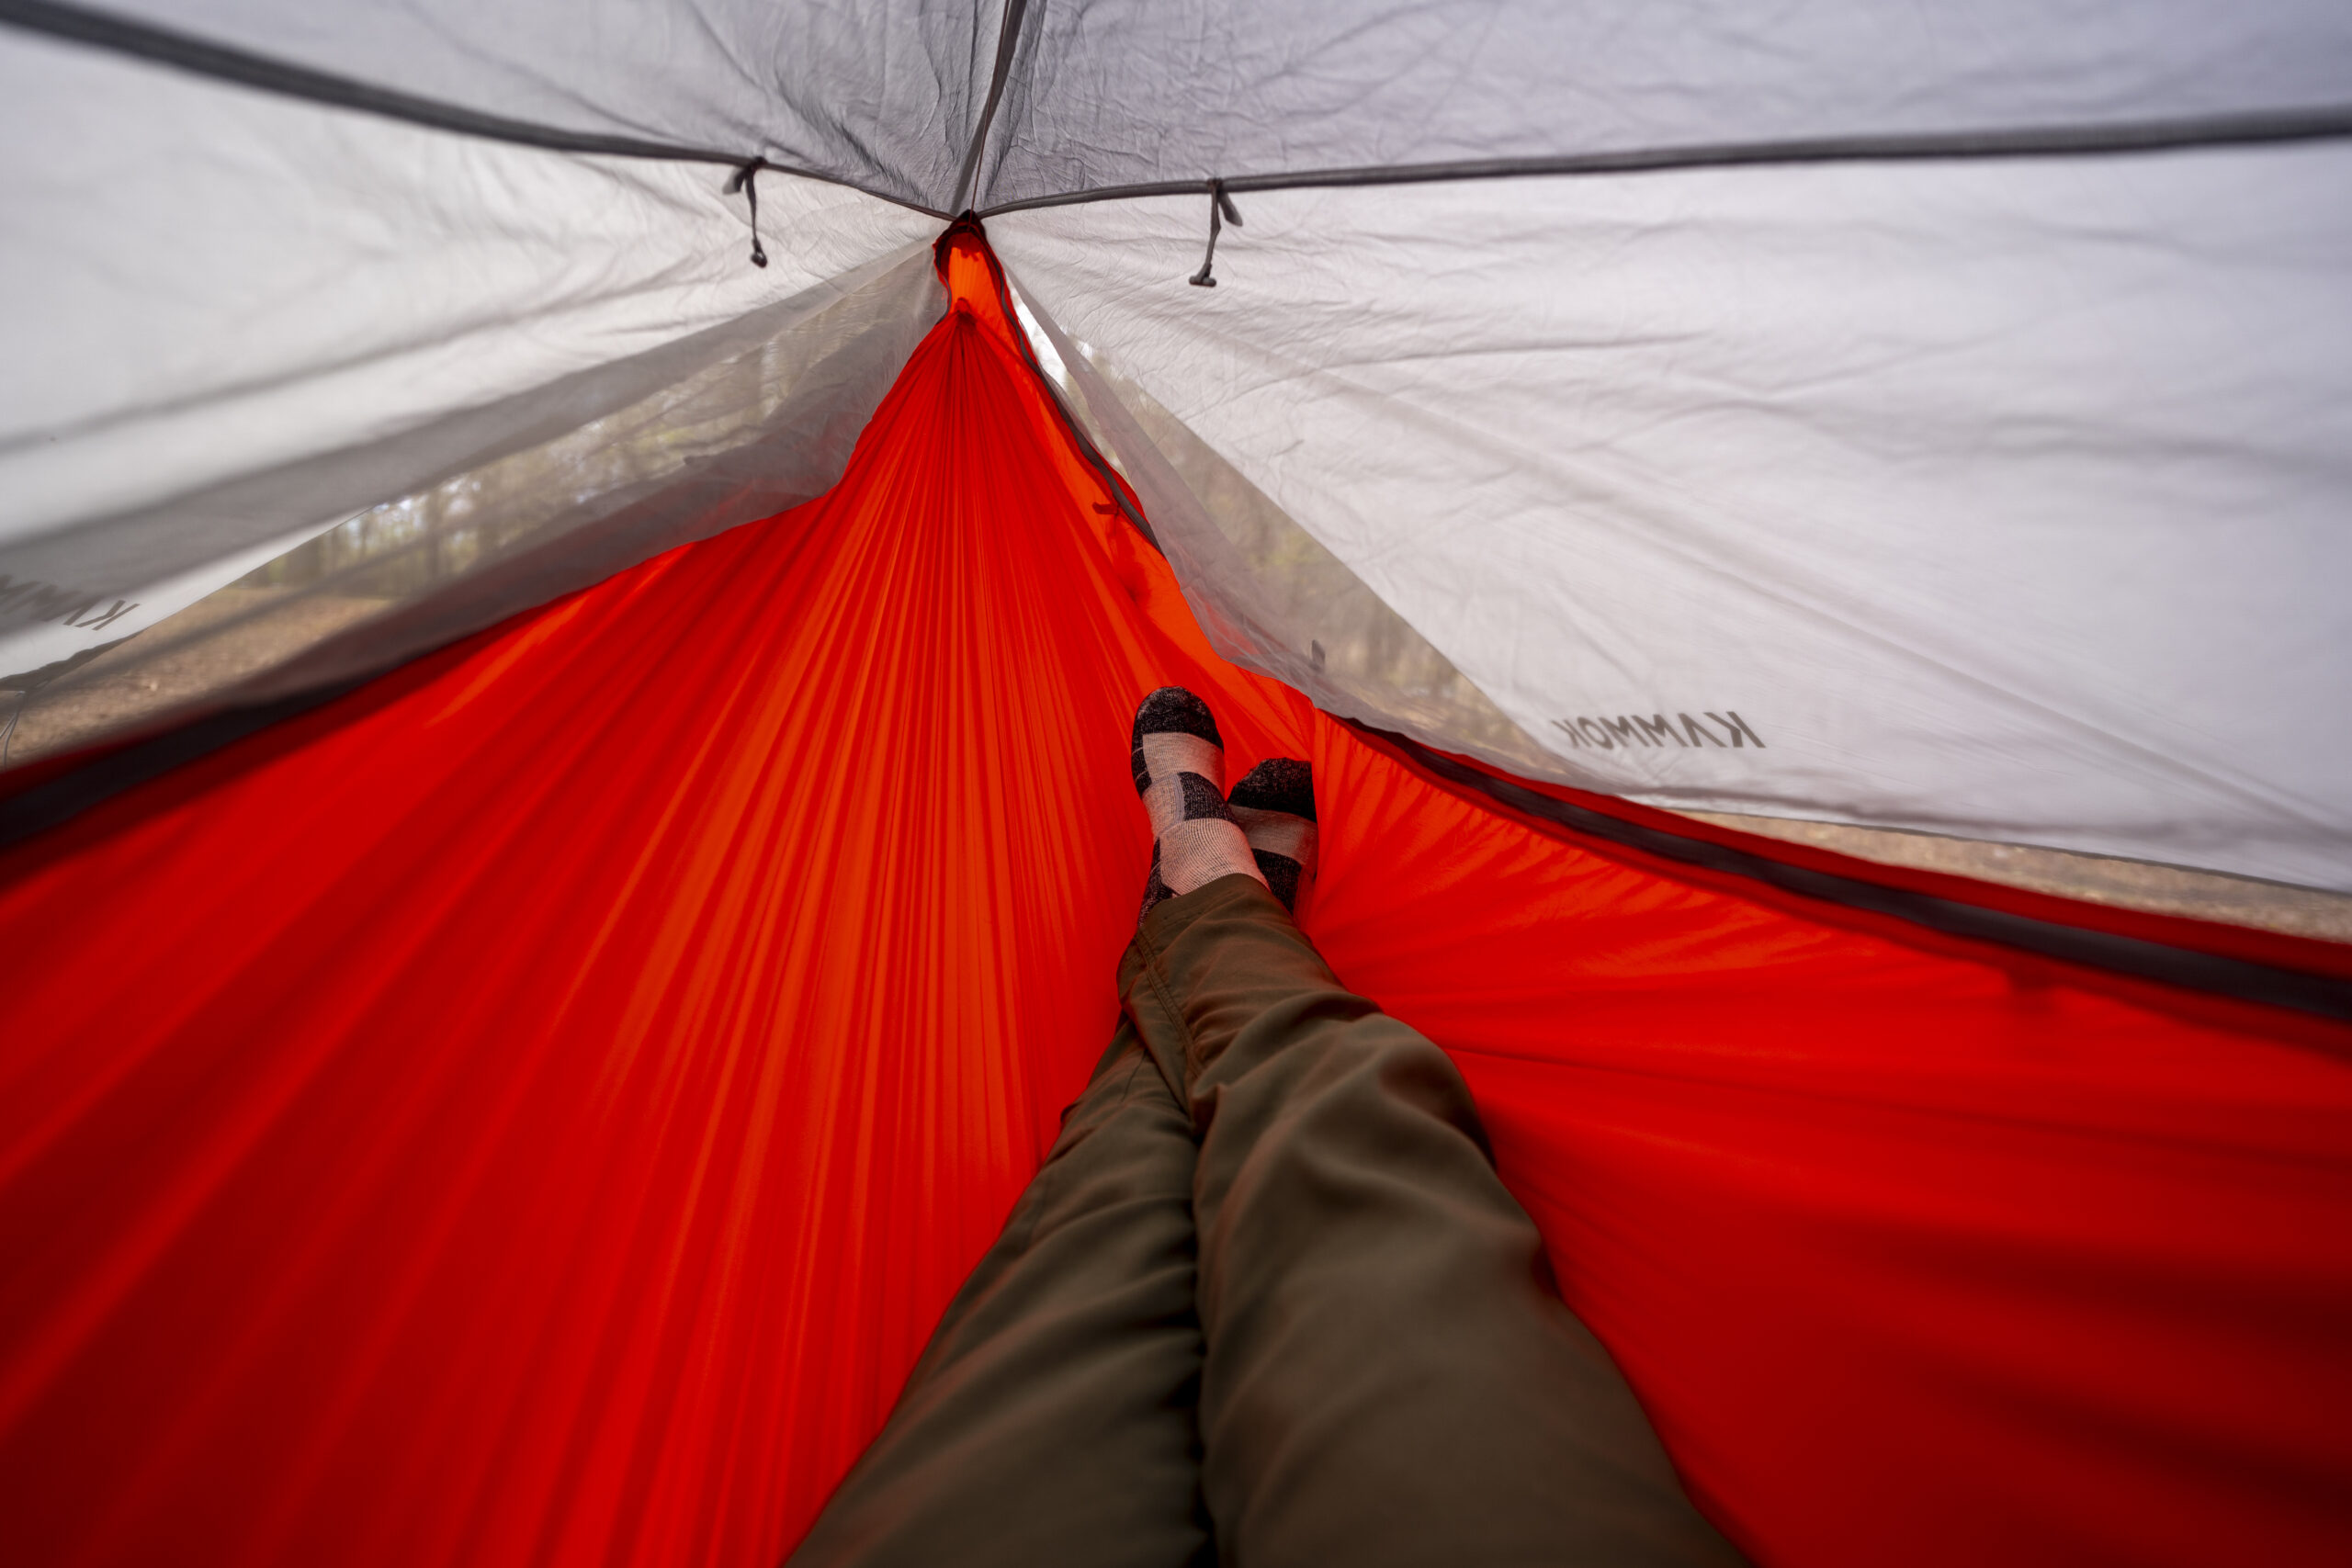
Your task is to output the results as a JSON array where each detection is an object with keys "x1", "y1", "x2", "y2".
[
  {"x1": 1187, "y1": 181, "x2": 1242, "y2": 288},
  {"x1": 725, "y1": 158, "x2": 770, "y2": 267}
]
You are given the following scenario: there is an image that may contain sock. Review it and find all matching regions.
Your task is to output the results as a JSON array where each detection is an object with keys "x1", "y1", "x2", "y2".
[
  {"x1": 1131, "y1": 687, "x2": 1264, "y2": 916},
  {"x1": 1227, "y1": 758, "x2": 1317, "y2": 912}
]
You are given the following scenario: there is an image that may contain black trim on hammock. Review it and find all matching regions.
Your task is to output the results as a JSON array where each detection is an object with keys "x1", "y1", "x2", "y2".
[
  {"x1": 0, "y1": 679, "x2": 368, "y2": 854},
  {"x1": 1359, "y1": 722, "x2": 2352, "y2": 1026},
  {"x1": 14, "y1": 669, "x2": 2347, "y2": 1028},
  {"x1": 0, "y1": 0, "x2": 950, "y2": 218},
  {"x1": 977, "y1": 103, "x2": 2352, "y2": 217}
]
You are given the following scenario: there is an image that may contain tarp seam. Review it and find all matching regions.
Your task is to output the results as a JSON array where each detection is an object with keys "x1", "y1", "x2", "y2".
[
  {"x1": 948, "y1": 0, "x2": 1028, "y2": 216},
  {"x1": 976, "y1": 103, "x2": 2352, "y2": 215}
]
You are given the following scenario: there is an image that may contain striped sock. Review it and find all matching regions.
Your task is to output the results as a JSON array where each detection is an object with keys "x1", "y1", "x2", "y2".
[
  {"x1": 1132, "y1": 687, "x2": 1265, "y2": 916},
  {"x1": 1227, "y1": 758, "x2": 1317, "y2": 913}
]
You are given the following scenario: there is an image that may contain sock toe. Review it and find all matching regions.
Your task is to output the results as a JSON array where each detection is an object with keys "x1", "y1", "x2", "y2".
[
  {"x1": 1227, "y1": 758, "x2": 1317, "y2": 912},
  {"x1": 1227, "y1": 757, "x2": 1315, "y2": 819},
  {"x1": 1129, "y1": 686, "x2": 1262, "y2": 907},
  {"x1": 1129, "y1": 686, "x2": 1223, "y2": 795}
]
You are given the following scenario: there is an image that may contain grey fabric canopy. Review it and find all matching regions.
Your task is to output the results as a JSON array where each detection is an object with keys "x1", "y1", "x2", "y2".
[
  {"x1": 4, "y1": 0, "x2": 2350, "y2": 887},
  {"x1": 29, "y1": 0, "x2": 2352, "y2": 209}
]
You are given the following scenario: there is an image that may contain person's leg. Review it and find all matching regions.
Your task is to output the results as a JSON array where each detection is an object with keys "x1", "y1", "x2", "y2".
[
  {"x1": 792, "y1": 689, "x2": 1261, "y2": 1568},
  {"x1": 1123, "y1": 871, "x2": 1748, "y2": 1568},
  {"x1": 787, "y1": 1021, "x2": 1211, "y2": 1568}
]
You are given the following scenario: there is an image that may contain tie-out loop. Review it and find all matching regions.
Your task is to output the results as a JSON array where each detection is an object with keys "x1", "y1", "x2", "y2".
[
  {"x1": 1187, "y1": 181, "x2": 1243, "y2": 288},
  {"x1": 724, "y1": 158, "x2": 771, "y2": 268}
]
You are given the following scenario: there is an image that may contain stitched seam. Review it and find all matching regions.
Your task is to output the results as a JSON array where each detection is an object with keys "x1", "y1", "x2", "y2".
[
  {"x1": 1114, "y1": 1048, "x2": 1149, "y2": 1105},
  {"x1": 1136, "y1": 918, "x2": 1206, "y2": 1087}
]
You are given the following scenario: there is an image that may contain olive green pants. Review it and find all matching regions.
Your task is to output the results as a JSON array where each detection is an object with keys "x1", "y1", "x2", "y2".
[{"x1": 790, "y1": 874, "x2": 1744, "y2": 1568}]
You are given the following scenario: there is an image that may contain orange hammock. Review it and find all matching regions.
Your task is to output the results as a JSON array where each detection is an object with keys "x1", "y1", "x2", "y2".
[{"x1": 2, "y1": 231, "x2": 2347, "y2": 1567}]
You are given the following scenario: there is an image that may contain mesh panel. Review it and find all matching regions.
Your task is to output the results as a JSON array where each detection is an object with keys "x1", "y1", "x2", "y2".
[
  {"x1": 1003, "y1": 265, "x2": 1573, "y2": 787},
  {"x1": 3, "y1": 244, "x2": 942, "y2": 768},
  {"x1": 997, "y1": 265, "x2": 2352, "y2": 938}
]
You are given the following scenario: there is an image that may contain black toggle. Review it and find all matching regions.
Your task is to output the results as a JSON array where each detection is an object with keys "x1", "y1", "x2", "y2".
[
  {"x1": 725, "y1": 158, "x2": 770, "y2": 267},
  {"x1": 1187, "y1": 181, "x2": 1242, "y2": 288}
]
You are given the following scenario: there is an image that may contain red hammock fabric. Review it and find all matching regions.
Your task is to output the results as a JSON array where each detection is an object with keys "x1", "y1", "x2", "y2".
[{"x1": 2, "y1": 232, "x2": 2348, "y2": 1567}]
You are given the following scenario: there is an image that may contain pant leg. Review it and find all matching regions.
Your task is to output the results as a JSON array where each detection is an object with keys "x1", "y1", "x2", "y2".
[
  {"x1": 789, "y1": 1021, "x2": 1213, "y2": 1568},
  {"x1": 1120, "y1": 874, "x2": 1747, "y2": 1568}
]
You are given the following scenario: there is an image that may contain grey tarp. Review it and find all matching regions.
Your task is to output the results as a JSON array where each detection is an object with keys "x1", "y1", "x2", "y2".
[{"x1": 3, "y1": 0, "x2": 2349, "y2": 886}]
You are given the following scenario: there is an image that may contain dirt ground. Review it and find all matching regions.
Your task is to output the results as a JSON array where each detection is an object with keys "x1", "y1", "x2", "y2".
[
  {"x1": 1683, "y1": 810, "x2": 2352, "y2": 942},
  {"x1": 3, "y1": 587, "x2": 381, "y2": 766}
]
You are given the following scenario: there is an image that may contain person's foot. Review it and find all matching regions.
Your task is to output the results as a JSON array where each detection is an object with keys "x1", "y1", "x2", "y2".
[
  {"x1": 1227, "y1": 759, "x2": 1317, "y2": 912},
  {"x1": 1131, "y1": 687, "x2": 1265, "y2": 916}
]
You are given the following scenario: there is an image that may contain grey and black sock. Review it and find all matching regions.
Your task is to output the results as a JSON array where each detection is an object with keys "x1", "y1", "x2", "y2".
[
  {"x1": 1131, "y1": 687, "x2": 1264, "y2": 916},
  {"x1": 1227, "y1": 758, "x2": 1317, "y2": 913}
]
